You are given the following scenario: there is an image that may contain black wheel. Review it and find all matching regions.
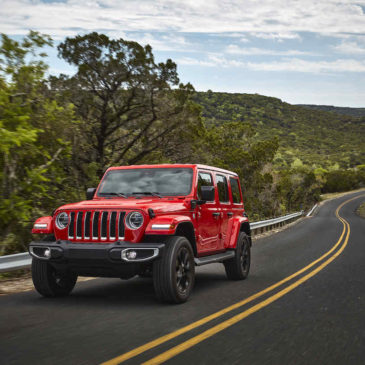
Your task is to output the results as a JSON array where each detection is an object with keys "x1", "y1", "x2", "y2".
[
  {"x1": 31, "y1": 258, "x2": 77, "y2": 297},
  {"x1": 224, "y1": 232, "x2": 251, "y2": 280},
  {"x1": 153, "y1": 236, "x2": 195, "y2": 304}
]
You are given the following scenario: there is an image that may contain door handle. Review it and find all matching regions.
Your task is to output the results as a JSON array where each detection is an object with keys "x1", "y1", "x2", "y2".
[
  {"x1": 212, "y1": 212, "x2": 220, "y2": 218},
  {"x1": 227, "y1": 212, "x2": 233, "y2": 217}
]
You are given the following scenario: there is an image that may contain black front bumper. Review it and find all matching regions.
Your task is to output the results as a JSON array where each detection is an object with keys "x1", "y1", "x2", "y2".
[{"x1": 28, "y1": 240, "x2": 165, "y2": 277}]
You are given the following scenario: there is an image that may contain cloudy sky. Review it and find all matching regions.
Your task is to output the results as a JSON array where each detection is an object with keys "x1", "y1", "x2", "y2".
[{"x1": 1, "y1": 0, "x2": 365, "y2": 106}]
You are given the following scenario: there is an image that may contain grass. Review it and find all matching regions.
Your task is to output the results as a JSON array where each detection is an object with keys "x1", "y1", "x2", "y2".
[
  {"x1": 320, "y1": 188, "x2": 365, "y2": 201},
  {"x1": 0, "y1": 269, "x2": 31, "y2": 281},
  {"x1": 356, "y1": 202, "x2": 365, "y2": 219}
]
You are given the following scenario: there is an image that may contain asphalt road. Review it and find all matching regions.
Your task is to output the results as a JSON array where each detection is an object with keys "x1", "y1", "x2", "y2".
[{"x1": 0, "y1": 191, "x2": 364, "y2": 365}]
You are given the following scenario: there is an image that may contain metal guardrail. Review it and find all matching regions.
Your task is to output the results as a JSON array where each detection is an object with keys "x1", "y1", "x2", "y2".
[
  {"x1": 250, "y1": 211, "x2": 303, "y2": 229},
  {"x1": 0, "y1": 209, "x2": 309, "y2": 273},
  {"x1": 0, "y1": 252, "x2": 32, "y2": 273},
  {"x1": 250, "y1": 211, "x2": 303, "y2": 234},
  {"x1": 306, "y1": 204, "x2": 318, "y2": 217}
]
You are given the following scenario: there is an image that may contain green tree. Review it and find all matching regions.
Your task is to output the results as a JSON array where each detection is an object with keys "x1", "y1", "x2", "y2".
[
  {"x1": 201, "y1": 120, "x2": 279, "y2": 219},
  {"x1": 0, "y1": 31, "x2": 76, "y2": 254},
  {"x1": 53, "y1": 32, "x2": 201, "y2": 180}
]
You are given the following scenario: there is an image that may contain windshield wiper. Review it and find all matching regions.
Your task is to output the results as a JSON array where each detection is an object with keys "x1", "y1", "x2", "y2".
[
  {"x1": 99, "y1": 192, "x2": 127, "y2": 198},
  {"x1": 131, "y1": 192, "x2": 163, "y2": 199}
]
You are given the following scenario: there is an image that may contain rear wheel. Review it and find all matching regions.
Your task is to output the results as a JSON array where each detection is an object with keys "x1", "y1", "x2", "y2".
[
  {"x1": 224, "y1": 232, "x2": 251, "y2": 280},
  {"x1": 153, "y1": 236, "x2": 195, "y2": 304},
  {"x1": 32, "y1": 258, "x2": 77, "y2": 297}
]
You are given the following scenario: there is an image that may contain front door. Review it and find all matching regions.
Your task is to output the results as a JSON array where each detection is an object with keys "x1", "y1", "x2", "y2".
[{"x1": 196, "y1": 171, "x2": 220, "y2": 254}]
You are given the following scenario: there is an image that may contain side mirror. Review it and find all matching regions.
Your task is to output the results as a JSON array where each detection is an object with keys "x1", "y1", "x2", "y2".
[
  {"x1": 200, "y1": 186, "x2": 215, "y2": 203},
  {"x1": 86, "y1": 188, "x2": 96, "y2": 200}
]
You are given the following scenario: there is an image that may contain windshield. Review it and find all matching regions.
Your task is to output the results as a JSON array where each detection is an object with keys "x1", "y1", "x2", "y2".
[{"x1": 98, "y1": 168, "x2": 194, "y2": 197}]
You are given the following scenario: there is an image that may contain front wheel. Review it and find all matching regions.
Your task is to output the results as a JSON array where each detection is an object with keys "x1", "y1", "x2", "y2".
[
  {"x1": 224, "y1": 232, "x2": 251, "y2": 280},
  {"x1": 153, "y1": 236, "x2": 195, "y2": 304},
  {"x1": 32, "y1": 258, "x2": 77, "y2": 297}
]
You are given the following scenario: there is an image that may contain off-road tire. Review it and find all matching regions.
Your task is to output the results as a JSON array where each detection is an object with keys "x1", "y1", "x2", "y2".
[
  {"x1": 153, "y1": 236, "x2": 195, "y2": 304},
  {"x1": 224, "y1": 232, "x2": 251, "y2": 280},
  {"x1": 32, "y1": 258, "x2": 77, "y2": 297}
]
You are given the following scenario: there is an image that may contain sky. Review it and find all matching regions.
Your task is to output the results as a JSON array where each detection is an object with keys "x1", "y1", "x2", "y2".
[{"x1": 1, "y1": 0, "x2": 365, "y2": 107}]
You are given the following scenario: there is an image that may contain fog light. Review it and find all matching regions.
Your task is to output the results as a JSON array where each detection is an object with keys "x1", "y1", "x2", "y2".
[
  {"x1": 126, "y1": 250, "x2": 137, "y2": 259},
  {"x1": 44, "y1": 248, "x2": 51, "y2": 258}
]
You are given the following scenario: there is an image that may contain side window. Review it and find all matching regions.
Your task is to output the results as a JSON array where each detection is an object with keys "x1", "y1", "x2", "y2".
[
  {"x1": 216, "y1": 174, "x2": 229, "y2": 203},
  {"x1": 197, "y1": 172, "x2": 214, "y2": 200},
  {"x1": 230, "y1": 177, "x2": 242, "y2": 204}
]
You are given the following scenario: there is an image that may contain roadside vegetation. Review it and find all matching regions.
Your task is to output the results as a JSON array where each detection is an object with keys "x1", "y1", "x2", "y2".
[
  {"x1": 356, "y1": 202, "x2": 365, "y2": 219},
  {"x1": 1, "y1": 31, "x2": 364, "y2": 255}
]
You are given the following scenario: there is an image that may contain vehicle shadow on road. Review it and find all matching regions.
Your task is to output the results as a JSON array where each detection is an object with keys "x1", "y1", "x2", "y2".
[{"x1": 10, "y1": 268, "x2": 232, "y2": 308}]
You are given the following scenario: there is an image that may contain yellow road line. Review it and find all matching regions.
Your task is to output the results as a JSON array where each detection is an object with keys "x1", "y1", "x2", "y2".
[
  {"x1": 143, "y1": 197, "x2": 358, "y2": 364},
  {"x1": 101, "y1": 195, "x2": 361, "y2": 365}
]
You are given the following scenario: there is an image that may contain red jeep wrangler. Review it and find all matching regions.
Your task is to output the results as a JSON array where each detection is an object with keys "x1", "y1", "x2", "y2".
[{"x1": 29, "y1": 164, "x2": 251, "y2": 303}]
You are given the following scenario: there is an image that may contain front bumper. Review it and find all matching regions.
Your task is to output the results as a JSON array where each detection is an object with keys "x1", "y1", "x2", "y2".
[{"x1": 29, "y1": 240, "x2": 165, "y2": 264}]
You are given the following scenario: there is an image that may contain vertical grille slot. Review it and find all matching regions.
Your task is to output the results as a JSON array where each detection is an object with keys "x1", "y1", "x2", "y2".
[
  {"x1": 92, "y1": 212, "x2": 100, "y2": 240},
  {"x1": 118, "y1": 212, "x2": 126, "y2": 239},
  {"x1": 110, "y1": 211, "x2": 117, "y2": 240},
  {"x1": 84, "y1": 212, "x2": 91, "y2": 239},
  {"x1": 101, "y1": 212, "x2": 108, "y2": 240},
  {"x1": 76, "y1": 212, "x2": 83, "y2": 239},
  {"x1": 67, "y1": 210, "x2": 124, "y2": 242},
  {"x1": 68, "y1": 212, "x2": 75, "y2": 239}
]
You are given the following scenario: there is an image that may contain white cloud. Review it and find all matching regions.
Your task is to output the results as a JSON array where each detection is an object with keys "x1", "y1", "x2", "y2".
[
  {"x1": 177, "y1": 57, "x2": 217, "y2": 67},
  {"x1": 246, "y1": 58, "x2": 365, "y2": 73},
  {"x1": 251, "y1": 32, "x2": 301, "y2": 41},
  {"x1": 239, "y1": 37, "x2": 249, "y2": 43},
  {"x1": 126, "y1": 33, "x2": 192, "y2": 52},
  {"x1": 0, "y1": 0, "x2": 365, "y2": 38},
  {"x1": 332, "y1": 41, "x2": 365, "y2": 54},
  {"x1": 225, "y1": 44, "x2": 312, "y2": 56},
  {"x1": 177, "y1": 54, "x2": 245, "y2": 68},
  {"x1": 178, "y1": 55, "x2": 365, "y2": 73}
]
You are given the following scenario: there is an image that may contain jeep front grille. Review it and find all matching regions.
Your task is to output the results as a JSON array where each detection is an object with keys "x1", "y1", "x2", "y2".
[{"x1": 67, "y1": 210, "x2": 125, "y2": 242}]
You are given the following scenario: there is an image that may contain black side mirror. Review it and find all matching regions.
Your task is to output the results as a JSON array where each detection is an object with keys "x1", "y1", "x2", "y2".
[
  {"x1": 200, "y1": 186, "x2": 215, "y2": 203},
  {"x1": 86, "y1": 188, "x2": 96, "y2": 200}
]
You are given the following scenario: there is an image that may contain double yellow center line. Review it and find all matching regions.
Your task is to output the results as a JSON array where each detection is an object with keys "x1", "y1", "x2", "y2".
[{"x1": 102, "y1": 195, "x2": 363, "y2": 365}]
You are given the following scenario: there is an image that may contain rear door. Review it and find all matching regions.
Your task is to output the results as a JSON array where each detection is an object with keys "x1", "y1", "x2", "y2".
[
  {"x1": 196, "y1": 171, "x2": 220, "y2": 253},
  {"x1": 229, "y1": 176, "x2": 244, "y2": 218},
  {"x1": 215, "y1": 174, "x2": 230, "y2": 250}
]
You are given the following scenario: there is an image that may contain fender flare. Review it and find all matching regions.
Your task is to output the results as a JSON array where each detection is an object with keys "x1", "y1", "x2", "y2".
[
  {"x1": 224, "y1": 216, "x2": 250, "y2": 249},
  {"x1": 145, "y1": 215, "x2": 194, "y2": 235},
  {"x1": 32, "y1": 216, "x2": 54, "y2": 234}
]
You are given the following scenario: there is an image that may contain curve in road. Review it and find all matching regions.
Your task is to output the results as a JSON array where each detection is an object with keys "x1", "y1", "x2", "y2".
[
  {"x1": 0, "y1": 190, "x2": 364, "y2": 365},
  {"x1": 103, "y1": 194, "x2": 363, "y2": 365}
]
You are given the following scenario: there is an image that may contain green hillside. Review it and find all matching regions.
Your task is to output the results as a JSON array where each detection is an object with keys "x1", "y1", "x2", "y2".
[
  {"x1": 195, "y1": 92, "x2": 365, "y2": 169},
  {"x1": 298, "y1": 104, "x2": 365, "y2": 118},
  {"x1": 1, "y1": 32, "x2": 364, "y2": 255}
]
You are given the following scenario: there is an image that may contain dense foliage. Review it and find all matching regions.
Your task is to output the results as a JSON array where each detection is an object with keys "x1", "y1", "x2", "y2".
[
  {"x1": 298, "y1": 104, "x2": 365, "y2": 118},
  {"x1": 1, "y1": 32, "x2": 364, "y2": 254},
  {"x1": 0, "y1": 32, "x2": 77, "y2": 255},
  {"x1": 195, "y1": 91, "x2": 365, "y2": 169}
]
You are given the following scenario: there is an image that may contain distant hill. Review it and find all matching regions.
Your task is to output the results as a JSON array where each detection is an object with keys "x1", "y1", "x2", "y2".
[
  {"x1": 297, "y1": 104, "x2": 365, "y2": 118},
  {"x1": 194, "y1": 91, "x2": 365, "y2": 169}
]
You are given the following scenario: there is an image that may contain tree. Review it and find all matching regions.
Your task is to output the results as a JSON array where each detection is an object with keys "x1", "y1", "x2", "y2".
[
  {"x1": 201, "y1": 120, "x2": 279, "y2": 219},
  {"x1": 53, "y1": 32, "x2": 201, "y2": 178},
  {"x1": 0, "y1": 31, "x2": 76, "y2": 254}
]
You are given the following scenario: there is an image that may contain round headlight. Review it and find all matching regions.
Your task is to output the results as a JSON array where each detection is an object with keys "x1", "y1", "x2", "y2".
[
  {"x1": 126, "y1": 211, "x2": 144, "y2": 230},
  {"x1": 55, "y1": 212, "x2": 69, "y2": 229}
]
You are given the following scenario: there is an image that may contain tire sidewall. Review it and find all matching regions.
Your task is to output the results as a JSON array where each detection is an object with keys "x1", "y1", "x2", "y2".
[
  {"x1": 240, "y1": 234, "x2": 251, "y2": 277},
  {"x1": 169, "y1": 238, "x2": 195, "y2": 302},
  {"x1": 32, "y1": 258, "x2": 77, "y2": 297},
  {"x1": 153, "y1": 236, "x2": 195, "y2": 303}
]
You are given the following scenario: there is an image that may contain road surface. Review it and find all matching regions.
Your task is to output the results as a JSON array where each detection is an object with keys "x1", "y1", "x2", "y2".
[{"x1": 0, "y1": 191, "x2": 364, "y2": 365}]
